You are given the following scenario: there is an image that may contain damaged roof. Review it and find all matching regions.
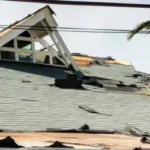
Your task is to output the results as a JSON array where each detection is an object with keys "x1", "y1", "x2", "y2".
[
  {"x1": 0, "y1": 5, "x2": 150, "y2": 150},
  {"x1": 0, "y1": 57, "x2": 150, "y2": 133},
  {"x1": 0, "y1": 132, "x2": 149, "y2": 149}
]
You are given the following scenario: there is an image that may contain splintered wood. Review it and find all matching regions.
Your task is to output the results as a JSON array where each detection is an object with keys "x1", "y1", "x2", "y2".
[{"x1": 0, "y1": 133, "x2": 149, "y2": 149}]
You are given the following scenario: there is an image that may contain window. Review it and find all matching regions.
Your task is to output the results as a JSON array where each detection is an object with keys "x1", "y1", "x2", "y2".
[
  {"x1": 17, "y1": 40, "x2": 32, "y2": 50},
  {"x1": 18, "y1": 51, "x2": 33, "y2": 62},
  {"x1": 35, "y1": 54, "x2": 50, "y2": 64},
  {"x1": 2, "y1": 40, "x2": 14, "y2": 48},
  {"x1": 1, "y1": 51, "x2": 15, "y2": 60}
]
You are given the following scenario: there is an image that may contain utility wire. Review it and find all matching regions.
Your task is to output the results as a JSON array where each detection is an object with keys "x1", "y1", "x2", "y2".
[
  {"x1": 0, "y1": 25, "x2": 149, "y2": 34},
  {"x1": 0, "y1": 25, "x2": 136, "y2": 32},
  {"x1": 4, "y1": 0, "x2": 150, "y2": 8}
]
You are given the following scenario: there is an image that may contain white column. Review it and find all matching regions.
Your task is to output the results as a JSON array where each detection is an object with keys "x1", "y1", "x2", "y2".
[
  {"x1": 31, "y1": 36, "x2": 36, "y2": 63},
  {"x1": 14, "y1": 38, "x2": 19, "y2": 61},
  {"x1": 52, "y1": 30, "x2": 79, "y2": 72}
]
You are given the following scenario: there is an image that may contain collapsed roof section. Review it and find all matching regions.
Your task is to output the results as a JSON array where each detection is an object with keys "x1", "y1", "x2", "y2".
[
  {"x1": 72, "y1": 53, "x2": 131, "y2": 67},
  {"x1": 0, "y1": 5, "x2": 79, "y2": 72}
]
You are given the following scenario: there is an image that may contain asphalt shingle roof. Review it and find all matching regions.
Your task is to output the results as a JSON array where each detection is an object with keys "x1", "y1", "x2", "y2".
[{"x1": 0, "y1": 60, "x2": 150, "y2": 132}]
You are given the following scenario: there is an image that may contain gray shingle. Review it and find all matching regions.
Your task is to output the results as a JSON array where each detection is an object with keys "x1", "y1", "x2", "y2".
[{"x1": 0, "y1": 62, "x2": 150, "y2": 132}]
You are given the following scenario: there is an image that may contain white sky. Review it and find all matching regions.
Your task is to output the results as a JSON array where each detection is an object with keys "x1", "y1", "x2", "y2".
[{"x1": 1, "y1": 0, "x2": 150, "y2": 73}]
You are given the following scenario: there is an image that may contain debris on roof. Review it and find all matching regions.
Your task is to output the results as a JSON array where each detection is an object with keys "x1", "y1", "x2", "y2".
[
  {"x1": 133, "y1": 147, "x2": 143, "y2": 150},
  {"x1": 106, "y1": 59, "x2": 131, "y2": 65},
  {"x1": 45, "y1": 141, "x2": 74, "y2": 148},
  {"x1": 0, "y1": 5, "x2": 150, "y2": 150},
  {"x1": 72, "y1": 56, "x2": 94, "y2": 66},
  {"x1": 141, "y1": 137, "x2": 150, "y2": 144},
  {"x1": 72, "y1": 53, "x2": 131, "y2": 66},
  {"x1": 0, "y1": 133, "x2": 149, "y2": 149},
  {"x1": 0, "y1": 57, "x2": 149, "y2": 133},
  {"x1": 79, "y1": 124, "x2": 90, "y2": 131},
  {"x1": 46, "y1": 124, "x2": 115, "y2": 134},
  {"x1": 78, "y1": 105, "x2": 111, "y2": 116},
  {"x1": 54, "y1": 72, "x2": 83, "y2": 88},
  {"x1": 0, "y1": 136, "x2": 23, "y2": 148}
]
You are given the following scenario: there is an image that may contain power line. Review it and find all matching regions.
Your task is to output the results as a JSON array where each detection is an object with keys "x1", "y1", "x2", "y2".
[
  {"x1": 4, "y1": 0, "x2": 150, "y2": 8},
  {"x1": 0, "y1": 25, "x2": 149, "y2": 34},
  {"x1": 0, "y1": 25, "x2": 136, "y2": 32},
  {"x1": 0, "y1": 25, "x2": 134, "y2": 32}
]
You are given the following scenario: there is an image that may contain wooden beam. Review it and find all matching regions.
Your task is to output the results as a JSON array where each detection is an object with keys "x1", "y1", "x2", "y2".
[
  {"x1": 41, "y1": 20, "x2": 70, "y2": 67},
  {"x1": 52, "y1": 30, "x2": 80, "y2": 72},
  {"x1": 17, "y1": 36, "x2": 32, "y2": 41},
  {"x1": 0, "y1": 47, "x2": 16, "y2": 52},
  {"x1": 35, "y1": 37, "x2": 53, "y2": 64},
  {"x1": 36, "y1": 38, "x2": 68, "y2": 66},
  {"x1": 42, "y1": 19, "x2": 80, "y2": 71}
]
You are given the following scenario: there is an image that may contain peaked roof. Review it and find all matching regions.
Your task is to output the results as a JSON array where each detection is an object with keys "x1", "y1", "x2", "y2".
[
  {"x1": 0, "y1": 5, "x2": 56, "y2": 39},
  {"x1": 0, "y1": 5, "x2": 150, "y2": 146}
]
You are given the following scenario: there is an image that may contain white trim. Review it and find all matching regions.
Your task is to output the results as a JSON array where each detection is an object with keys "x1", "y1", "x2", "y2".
[
  {"x1": 52, "y1": 30, "x2": 80, "y2": 71},
  {"x1": 14, "y1": 38, "x2": 19, "y2": 61},
  {"x1": 18, "y1": 50, "x2": 33, "y2": 54},
  {"x1": 34, "y1": 37, "x2": 53, "y2": 64},
  {"x1": 17, "y1": 36, "x2": 32, "y2": 41},
  {"x1": 45, "y1": 8, "x2": 58, "y2": 27},
  {"x1": 41, "y1": 20, "x2": 69, "y2": 66},
  {"x1": 44, "y1": 18, "x2": 79, "y2": 71},
  {"x1": 37, "y1": 36, "x2": 68, "y2": 66},
  {"x1": 0, "y1": 7, "x2": 79, "y2": 70},
  {"x1": 0, "y1": 10, "x2": 45, "y2": 47},
  {"x1": 31, "y1": 36, "x2": 36, "y2": 63},
  {"x1": 0, "y1": 47, "x2": 33, "y2": 54},
  {"x1": 0, "y1": 47, "x2": 16, "y2": 52},
  {"x1": 34, "y1": 51, "x2": 49, "y2": 55},
  {"x1": 26, "y1": 25, "x2": 68, "y2": 66}
]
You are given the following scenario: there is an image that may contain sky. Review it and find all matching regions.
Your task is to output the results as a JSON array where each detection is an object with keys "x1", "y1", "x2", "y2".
[{"x1": 1, "y1": 0, "x2": 150, "y2": 73}]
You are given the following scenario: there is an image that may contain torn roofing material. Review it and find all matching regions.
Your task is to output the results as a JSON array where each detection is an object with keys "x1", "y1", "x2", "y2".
[
  {"x1": 0, "y1": 136, "x2": 23, "y2": 148},
  {"x1": 0, "y1": 133, "x2": 149, "y2": 150},
  {"x1": 0, "y1": 59, "x2": 149, "y2": 132},
  {"x1": 72, "y1": 53, "x2": 131, "y2": 67},
  {"x1": 0, "y1": 4, "x2": 150, "y2": 139}
]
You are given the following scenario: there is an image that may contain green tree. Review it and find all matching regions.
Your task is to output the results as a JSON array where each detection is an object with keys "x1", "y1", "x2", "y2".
[{"x1": 128, "y1": 20, "x2": 150, "y2": 40}]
